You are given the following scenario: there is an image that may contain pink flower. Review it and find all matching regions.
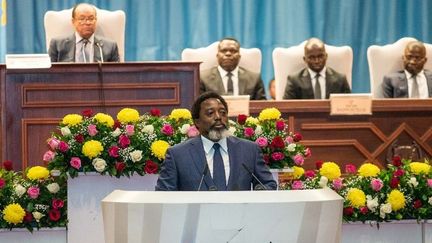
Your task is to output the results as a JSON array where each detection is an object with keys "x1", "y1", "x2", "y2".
[
  {"x1": 293, "y1": 154, "x2": 304, "y2": 166},
  {"x1": 70, "y1": 157, "x2": 81, "y2": 169},
  {"x1": 161, "y1": 124, "x2": 174, "y2": 136},
  {"x1": 371, "y1": 178, "x2": 383, "y2": 191},
  {"x1": 427, "y1": 179, "x2": 432, "y2": 187},
  {"x1": 43, "y1": 150, "x2": 56, "y2": 162},
  {"x1": 255, "y1": 137, "x2": 268, "y2": 148},
  {"x1": 271, "y1": 152, "x2": 284, "y2": 161},
  {"x1": 58, "y1": 141, "x2": 69, "y2": 153},
  {"x1": 47, "y1": 138, "x2": 60, "y2": 150},
  {"x1": 275, "y1": 120, "x2": 285, "y2": 131},
  {"x1": 304, "y1": 147, "x2": 312, "y2": 157},
  {"x1": 304, "y1": 170, "x2": 316, "y2": 178},
  {"x1": 291, "y1": 180, "x2": 304, "y2": 190},
  {"x1": 27, "y1": 186, "x2": 40, "y2": 199},
  {"x1": 0, "y1": 178, "x2": 5, "y2": 189},
  {"x1": 118, "y1": 135, "x2": 130, "y2": 148},
  {"x1": 244, "y1": 127, "x2": 255, "y2": 137},
  {"x1": 125, "y1": 125, "x2": 135, "y2": 136},
  {"x1": 285, "y1": 136, "x2": 294, "y2": 144},
  {"x1": 108, "y1": 146, "x2": 120, "y2": 158},
  {"x1": 360, "y1": 206, "x2": 369, "y2": 215},
  {"x1": 87, "y1": 124, "x2": 98, "y2": 136},
  {"x1": 332, "y1": 178, "x2": 343, "y2": 190},
  {"x1": 345, "y1": 164, "x2": 357, "y2": 174},
  {"x1": 187, "y1": 125, "x2": 200, "y2": 137}
]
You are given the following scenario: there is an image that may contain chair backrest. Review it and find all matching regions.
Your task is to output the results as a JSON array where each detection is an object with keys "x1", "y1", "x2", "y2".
[
  {"x1": 181, "y1": 41, "x2": 262, "y2": 73},
  {"x1": 367, "y1": 37, "x2": 432, "y2": 98},
  {"x1": 44, "y1": 7, "x2": 126, "y2": 62},
  {"x1": 273, "y1": 41, "x2": 353, "y2": 100}
]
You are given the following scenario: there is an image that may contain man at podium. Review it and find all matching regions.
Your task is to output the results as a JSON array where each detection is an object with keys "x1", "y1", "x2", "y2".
[{"x1": 156, "y1": 91, "x2": 276, "y2": 191}]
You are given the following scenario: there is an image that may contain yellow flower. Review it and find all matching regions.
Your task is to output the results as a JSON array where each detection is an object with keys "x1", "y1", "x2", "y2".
[
  {"x1": 387, "y1": 189, "x2": 405, "y2": 211},
  {"x1": 258, "y1": 108, "x2": 281, "y2": 121},
  {"x1": 82, "y1": 140, "x2": 104, "y2": 159},
  {"x1": 293, "y1": 166, "x2": 304, "y2": 179},
  {"x1": 151, "y1": 140, "x2": 170, "y2": 160},
  {"x1": 409, "y1": 162, "x2": 430, "y2": 175},
  {"x1": 346, "y1": 188, "x2": 366, "y2": 208},
  {"x1": 169, "y1": 109, "x2": 192, "y2": 122},
  {"x1": 27, "y1": 166, "x2": 49, "y2": 180},
  {"x1": 319, "y1": 162, "x2": 341, "y2": 180},
  {"x1": 62, "y1": 114, "x2": 83, "y2": 127},
  {"x1": 94, "y1": 113, "x2": 114, "y2": 127},
  {"x1": 358, "y1": 163, "x2": 380, "y2": 177},
  {"x1": 3, "y1": 203, "x2": 25, "y2": 225},
  {"x1": 245, "y1": 117, "x2": 259, "y2": 125},
  {"x1": 117, "y1": 108, "x2": 140, "y2": 124}
]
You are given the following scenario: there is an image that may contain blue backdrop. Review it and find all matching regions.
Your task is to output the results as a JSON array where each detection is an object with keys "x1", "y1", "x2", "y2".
[{"x1": 3, "y1": 0, "x2": 432, "y2": 96}]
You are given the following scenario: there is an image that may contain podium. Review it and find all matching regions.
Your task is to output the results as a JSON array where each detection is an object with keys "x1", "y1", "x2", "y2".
[{"x1": 101, "y1": 188, "x2": 343, "y2": 243}]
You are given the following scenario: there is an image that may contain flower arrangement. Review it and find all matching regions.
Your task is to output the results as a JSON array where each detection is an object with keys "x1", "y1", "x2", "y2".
[{"x1": 0, "y1": 162, "x2": 67, "y2": 231}]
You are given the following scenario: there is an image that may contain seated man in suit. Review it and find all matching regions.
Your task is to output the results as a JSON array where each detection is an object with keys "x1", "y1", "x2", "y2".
[
  {"x1": 156, "y1": 91, "x2": 277, "y2": 191},
  {"x1": 200, "y1": 38, "x2": 266, "y2": 100},
  {"x1": 283, "y1": 38, "x2": 351, "y2": 99},
  {"x1": 48, "y1": 3, "x2": 119, "y2": 62},
  {"x1": 382, "y1": 41, "x2": 432, "y2": 98}
]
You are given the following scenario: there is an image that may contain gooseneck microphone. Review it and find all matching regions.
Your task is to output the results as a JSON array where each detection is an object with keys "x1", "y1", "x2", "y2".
[
  {"x1": 96, "y1": 42, "x2": 104, "y2": 63},
  {"x1": 242, "y1": 163, "x2": 268, "y2": 190},
  {"x1": 197, "y1": 163, "x2": 209, "y2": 191}
]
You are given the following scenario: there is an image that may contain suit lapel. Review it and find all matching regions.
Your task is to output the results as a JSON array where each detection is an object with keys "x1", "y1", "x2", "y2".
[
  {"x1": 64, "y1": 34, "x2": 76, "y2": 62},
  {"x1": 211, "y1": 68, "x2": 227, "y2": 95},
  {"x1": 399, "y1": 72, "x2": 409, "y2": 98},
  {"x1": 189, "y1": 137, "x2": 215, "y2": 190},
  {"x1": 301, "y1": 70, "x2": 315, "y2": 98},
  {"x1": 226, "y1": 137, "x2": 241, "y2": 190},
  {"x1": 238, "y1": 67, "x2": 246, "y2": 95},
  {"x1": 325, "y1": 68, "x2": 335, "y2": 98},
  {"x1": 93, "y1": 36, "x2": 101, "y2": 62},
  {"x1": 424, "y1": 70, "x2": 432, "y2": 97}
]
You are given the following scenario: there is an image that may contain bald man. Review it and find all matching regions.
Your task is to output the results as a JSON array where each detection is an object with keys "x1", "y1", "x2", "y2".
[
  {"x1": 283, "y1": 38, "x2": 351, "y2": 99},
  {"x1": 382, "y1": 41, "x2": 432, "y2": 98}
]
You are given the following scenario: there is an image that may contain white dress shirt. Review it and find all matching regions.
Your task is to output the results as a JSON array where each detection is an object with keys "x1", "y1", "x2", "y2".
[
  {"x1": 75, "y1": 32, "x2": 95, "y2": 63},
  {"x1": 218, "y1": 66, "x2": 239, "y2": 95},
  {"x1": 308, "y1": 67, "x2": 326, "y2": 99},
  {"x1": 201, "y1": 135, "x2": 230, "y2": 184},
  {"x1": 405, "y1": 70, "x2": 429, "y2": 98}
]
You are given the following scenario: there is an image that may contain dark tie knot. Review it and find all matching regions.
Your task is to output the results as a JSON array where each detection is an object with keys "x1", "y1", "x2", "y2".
[
  {"x1": 227, "y1": 72, "x2": 233, "y2": 77},
  {"x1": 315, "y1": 73, "x2": 320, "y2": 79},
  {"x1": 213, "y1": 143, "x2": 221, "y2": 151},
  {"x1": 82, "y1": 39, "x2": 89, "y2": 45}
]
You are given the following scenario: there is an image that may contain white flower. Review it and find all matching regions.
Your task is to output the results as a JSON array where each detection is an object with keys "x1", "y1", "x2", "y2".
[
  {"x1": 366, "y1": 195, "x2": 379, "y2": 212},
  {"x1": 318, "y1": 176, "x2": 328, "y2": 188},
  {"x1": 228, "y1": 126, "x2": 236, "y2": 135},
  {"x1": 380, "y1": 203, "x2": 392, "y2": 219},
  {"x1": 111, "y1": 128, "x2": 121, "y2": 137},
  {"x1": 46, "y1": 182, "x2": 60, "y2": 194},
  {"x1": 130, "y1": 150, "x2": 143, "y2": 163},
  {"x1": 60, "y1": 127, "x2": 71, "y2": 136},
  {"x1": 428, "y1": 197, "x2": 432, "y2": 206},
  {"x1": 408, "y1": 177, "x2": 418, "y2": 187},
  {"x1": 254, "y1": 125, "x2": 263, "y2": 136},
  {"x1": 142, "y1": 125, "x2": 154, "y2": 134},
  {"x1": 92, "y1": 158, "x2": 107, "y2": 172},
  {"x1": 287, "y1": 143, "x2": 296, "y2": 152},
  {"x1": 180, "y1": 124, "x2": 190, "y2": 134},
  {"x1": 32, "y1": 212, "x2": 44, "y2": 222},
  {"x1": 14, "y1": 184, "x2": 26, "y2": 197}
]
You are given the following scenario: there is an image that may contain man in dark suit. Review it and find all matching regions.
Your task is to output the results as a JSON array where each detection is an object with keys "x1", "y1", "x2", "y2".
[
  {"x1": 200, "y1": 38, "x2": 266, "y2": 100},
  {"x1": 283, "y1": 38, "x2": 351, "y2": 99},
  {"x1": 382, "y1": 41, "x2": 432, "y2": 98},
  {"x1": 155, "y1": 91, "x2": 277, "y2": 191},
  {"x1": 48, "y1": 3, "x2": 119, "y2": 62}
]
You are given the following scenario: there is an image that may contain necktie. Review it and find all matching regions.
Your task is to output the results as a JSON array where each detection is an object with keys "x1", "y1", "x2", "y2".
[
  {"x1": 227, "y1": 72, "x2": 233, "y2": 95},
  {"x1": 212, "y1": 143, "x2": 227, "y2": 191},
  {"x1": 411, "y1": 75, "x2": 420, "y2": 98},
  {"x1": 78, "y1": 39, "x2": 89, "y2": 63},
  {"x1": 314, "y1": 73, "x2": 322, "y2": 99}
]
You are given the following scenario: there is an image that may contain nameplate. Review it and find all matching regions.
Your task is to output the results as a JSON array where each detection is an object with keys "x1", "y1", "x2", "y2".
[
  {"x1": 330, "y1": 93, "x2": 372, "y2": 115},
  {"x1": 6, "y1": 54, "x2": 52, "y2": 69},
  {"x1": 222, "y1": 95, "x2": 250, "y2": 116}
]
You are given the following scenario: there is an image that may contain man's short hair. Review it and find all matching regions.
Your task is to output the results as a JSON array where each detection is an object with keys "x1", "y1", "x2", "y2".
[
  {"x1": 218, "y1": 37, "x2": 240, "y2": 48},
  {"x1": 191, "y1": 91, "x2": 228, "y2": 120},
  {"x1": 72, "y1": 3, "x2": 97, "y2": 18}
]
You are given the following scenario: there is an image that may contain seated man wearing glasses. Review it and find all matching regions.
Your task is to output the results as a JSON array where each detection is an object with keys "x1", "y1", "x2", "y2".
[{"x1": 48, "y1": 3, "x2": 120, "y2": 62}]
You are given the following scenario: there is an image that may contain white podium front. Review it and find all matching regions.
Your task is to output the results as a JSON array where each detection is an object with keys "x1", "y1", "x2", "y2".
[{"x1": 102, "y1": 188, "x2": 343, "y2": 243}]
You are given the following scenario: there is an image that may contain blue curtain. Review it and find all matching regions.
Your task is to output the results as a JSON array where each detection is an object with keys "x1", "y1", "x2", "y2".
[{"x1": 5, "y1": 0, "x2": 432, "y2": 95}]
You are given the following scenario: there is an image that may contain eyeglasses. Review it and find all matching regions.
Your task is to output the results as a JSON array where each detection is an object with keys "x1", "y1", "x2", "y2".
[{"x1": 75, "y1": 17, "x2": 96, "y2": 24}]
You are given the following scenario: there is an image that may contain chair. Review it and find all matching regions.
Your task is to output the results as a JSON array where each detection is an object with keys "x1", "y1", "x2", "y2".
[
  {"x1": 181, "y1": 41, "x2": 262, "y2": 73},
  {"x1": 272, "y1": 41, "x2": 353, "y2": 100},
  {"x1": 44, "y1": 7, "x2": 126, "y2": 62},
  {"x1": 367, "y1": 37, "x2": 432, "y2": 98}
]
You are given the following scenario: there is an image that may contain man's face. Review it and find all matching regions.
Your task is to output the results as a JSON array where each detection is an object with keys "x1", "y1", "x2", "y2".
[
  {"x1": 194, "y1": 98, "x2": 229, "y2": 141},
  {"x1": 217, "y1": 40, "x2": 241, "y2": 72},
  {"x1": 72, "y1": 5, "x2": 97, "y2": 39},
  {"x1": 304, "y1": 45, "x2": 328, "y2": 73},
  {"x1": 403, "y1": 45, "x2": 427, "y2": 75}
]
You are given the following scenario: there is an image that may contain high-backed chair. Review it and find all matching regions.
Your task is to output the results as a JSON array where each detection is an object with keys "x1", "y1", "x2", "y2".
[
  {"x1": 44, "y1": 7, "x2": 126, "y2": 62},
  {"x1": 367, "y1": 37, "x2": 432, "y2": 98},
  {"x1": 273, "y1": 41, "x2": 353, "y2": 100},
  {"x1": 181, "y1": 41, "x2": 262, "y2": 73}
]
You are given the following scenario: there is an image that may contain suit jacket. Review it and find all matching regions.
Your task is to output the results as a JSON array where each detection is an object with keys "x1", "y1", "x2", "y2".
[
  {"x1": 48, "y1": 34, "x2": 120, "y2": 62},
  {"x1": 381, "y1": 70, "x2": 432, "y2": 98},
  {"x1": 200, "y1": 66, "x2": 266, "y2": 100},
  {"x1": 283, "y1": 67, "x2": 351, "y2": 99},
  {"x1": 155, "y1": 136, "x2": 277, "y2": 191}
]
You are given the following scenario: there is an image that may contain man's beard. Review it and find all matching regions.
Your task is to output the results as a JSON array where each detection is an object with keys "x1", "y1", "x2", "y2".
[{"x1": 208, "y1": 127, "x2": 230, "y2": 141}]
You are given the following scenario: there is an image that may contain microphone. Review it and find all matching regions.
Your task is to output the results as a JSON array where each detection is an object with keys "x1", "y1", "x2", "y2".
[
  {"x1": 242, "y1": 163, "x2": 267, "y2": 190},
  {"x1": 197, "y1": 163, "x2": 209, "y2": 191},
  {"x1": 96, "y1": 42, "x2": 104, "y2": 63}
]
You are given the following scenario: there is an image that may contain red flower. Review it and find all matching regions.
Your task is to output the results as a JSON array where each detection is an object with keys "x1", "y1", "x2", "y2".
[
  {"x1": 144, "y1": 160, "x2": 158, "y2": 174},
  {"x1": 58, "y1": 141, "x2": 69, "y2": 152},
  {"x1": 390, "y1": 177, "x2": 400, "y2": 188},
  {"x1": 150, "y1": 108, "x2": 161, "y2": 117},
  {"x1": 271, "y1": 152, "x2": 284, "y2": 161},
  {"x1": 2, "y1": 160, "x2": 13, "y2": 171},
  {"x1": 270, "y1": 136, "x2": 285, "y2": 149},
  {"x1": 392, "y1": 156, "x2": 402, "y2": 167},
  {"x1": 393, "y1": 168, "x2": 404, "y2": 177},
  {"x1": 49, "y1": 209, "x2": 61, "y2": 222},
  {"x1": 113, "y1": 120, "x2": 122, "y2": 129},
  {"x1": 237, "y1": 114, "x2": 247, "y2": 125},
  {"x1": 304, "y1": 170, "x2": 316, "y2": 178},
  {"x1": 360, "y1": 206, "x2": 369, "y2": 215},
  {"x1": 413, "y1": 199, "x2": 422, "y2": 209},
  {"x1": 118, "y1": 135, "x2": 130, "y2": 148},
  {"x1": 345, "y1": 164, "x2": 357, "y2": 174},
  {"x1": 24, "y1": 212, "x2": 33, "y2": 223},
  {"x1": 0, "y1": 178, "x2": 5, "y2": 189},
  {"x1": 115, "y1": 161, "x2": 126, "y2": 173},
  {"x1": 52, "y1": 198, "x2": 64, "y2": 209},
  {"x1": 74, "y1": 134, "x2": 84, "y2": 143},
  {"x1": 343, "y1": 207, "x2": 354, "y2": 216},
  {"x1": 108, "y1": 146, "x2": 120, "y2": 158},
  {"x1": 243, "y1": 127, "x2": 255, "y2": 137},
  {"x1": 275, "y1": 120, "x2": 285, "y2": 131},
  {"x1": 293, "y1": 133, "x2": 303, "y2": 142},
  {"x1": 315, "y1": 160, "x2": 324, "y2": 169},
  {"x1": 81, "y1": 109, "x2": 93, "y2": 118}
]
